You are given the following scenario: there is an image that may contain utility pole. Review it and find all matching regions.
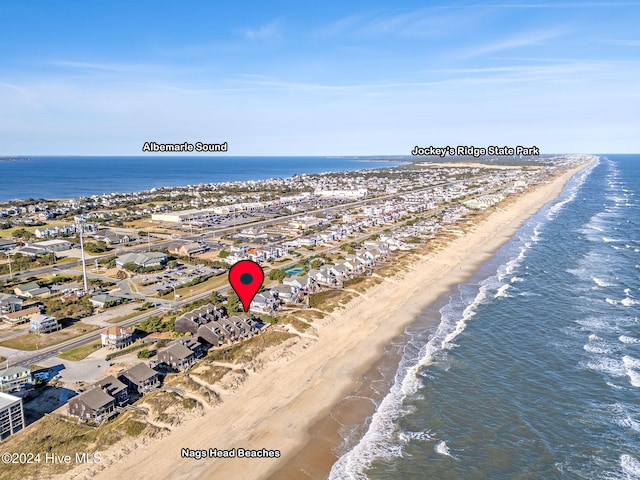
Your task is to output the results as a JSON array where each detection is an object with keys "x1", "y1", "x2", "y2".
[
  {"x1": 75, "y1": 216, "x2": 89, "y2": 293},
  {"x1": 6, "y1": 252, "x2": 12, "y2": 281}
]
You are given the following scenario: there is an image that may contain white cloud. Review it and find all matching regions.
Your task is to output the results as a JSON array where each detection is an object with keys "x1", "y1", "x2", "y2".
[{"x1": 241, "y1": 19, "x2": 282, "y2": 41}]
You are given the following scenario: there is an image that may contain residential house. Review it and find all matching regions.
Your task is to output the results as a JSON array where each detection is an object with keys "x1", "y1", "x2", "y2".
[
  {"x1": 0, "y1": 392, "x2": 25, "y2": 439},
  {"x1": 271, "y1": 284, "x2": 299, "y2": 303},
  {"x1": 283, "y1": 275, "x2": 317, "y2": 292},
  {"x1": 310, "y1": 267, "x2": 337, "y2": 287},
  {"x1": 29, "y1": 314, "x2": 61, "y2": 334},
  {"x1": 196, "y1": 315, "x2": 262, "y2": 347},
  {"x1": 328, "y1": 264, "x2": 350, "y2": 280},
  {"x1": 14, "y1": 283, "x2": 51, "y2": 299},
  {"x1": 174, "y1": 304, "x2": 225, "y2": 336},
  {"x1": 94, "y1": 375, "x2": 129, "y2": 406},
  {"x1": 2, "y1": 305, "x2": 40, "y2": 325},
  {"x1": 100, "y1": 326, "x2": 133, "y2": 350},
  {"x1": 90, "y1": 293, "x2": 123, "y2": 309},
  {"x1": 157, "y1": 338, "x2": 202, "y2": 371},
  {"x1": 68, "y1": 387, "x2": 116, "y2": 422},
  {"x1": 118, "y1": 363, "x2": 160, "y2": 395},
  {"x1": 0, "y1": 293, "x2": 22, "y2": 315},
  {"x1": 250, "y1": 291, "x2": 278, "y2": 313},
  {"x1": 0, "y1": 366, "x2": 32, "y2": 392}
]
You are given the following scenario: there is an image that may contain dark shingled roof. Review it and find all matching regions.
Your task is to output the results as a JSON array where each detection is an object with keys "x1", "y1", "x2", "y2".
[
  {"x1": 95, "y1": 375, "x2": 127, "y2": 397},
  {"x1": 74, "y1": 387, "x2": 114, "y2": 410},
  {"x1": 120, "y1": 362, "x2": 157, "y2": 384}
]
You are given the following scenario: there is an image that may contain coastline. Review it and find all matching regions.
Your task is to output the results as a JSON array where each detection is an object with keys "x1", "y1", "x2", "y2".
[{"x1": 64, "y1": 160, "x2": 592, "y2": 480}]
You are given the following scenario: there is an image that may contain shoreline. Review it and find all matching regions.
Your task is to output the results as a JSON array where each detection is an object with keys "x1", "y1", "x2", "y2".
[
  {"x1": 264, "y1": 160, "x2": 594, "y2": 480},
  {"x1": 60, "y1": 159, "x2": 593, "y2": 480}
]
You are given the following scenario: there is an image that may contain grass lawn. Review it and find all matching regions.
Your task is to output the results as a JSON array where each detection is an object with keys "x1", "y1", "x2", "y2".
[
  {"x1": 168, "y1": 274, "x2": 228, "y2": 298},
  {"x1": 0, "y1": 321, "x2": 100, "y2": 351},
  {"x1": 58, "y1": 339, "x2": 102, "y2": 361}
]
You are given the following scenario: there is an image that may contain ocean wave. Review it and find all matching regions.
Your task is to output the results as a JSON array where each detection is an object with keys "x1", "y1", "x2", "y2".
[
  {"x1": 619, "y1": 335, "x2": 640, "y2": 344},
  {"x1": 621, "y1": 297, "x2": 638, "y2": 307},
  {"x1": 606, "y1": 298, "x2": 619, "y2": 305},
  {"x1": 398, "y1": 430, "x2": 433, "y2": 443},
  {"x1": 495, "y1": 284, "x2": 512, "y2": 299},
  {"x1": 593, "y1": 277, "x2": 615, "y2": 287},
  {"x1": 585, "y1": 357, "x2": 626, "y2": 377},
  {"x1": 584, "y1": 334, "x2": 615, "y2": 355},
  {"x1": 620, "y1": 454, "x2": 640, "y2": 479},
  {"x1": 329, "y1": 273, "x2": 496, "y2": 479},
  {"x1": 434, "y1": 440, "x2": 455, "y2": 458},
  {"x1": 615, "y1": 415, "x2": 640, "y2": 433},
  {"x1": 545, "y1": 159, "x2": 598, "y2": 221},
  {"x1": 602, "y1": 237, "x2": 620, "y2": 243},
  {"x1": 623, "y1": 356, "x2": 640, "y2": 387}
]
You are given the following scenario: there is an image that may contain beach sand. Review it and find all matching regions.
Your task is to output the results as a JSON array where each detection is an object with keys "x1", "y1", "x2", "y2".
[{"x1": 77, "y1": 160, "x2": 591, "y2": 480}]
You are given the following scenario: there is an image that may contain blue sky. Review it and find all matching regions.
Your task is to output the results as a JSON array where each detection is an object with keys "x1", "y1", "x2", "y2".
[{"x1": 1, "y1": 1, "x2": 639, "y2": 155}]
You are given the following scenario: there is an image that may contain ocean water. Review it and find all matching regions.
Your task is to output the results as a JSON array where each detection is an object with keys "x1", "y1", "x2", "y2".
[
  {"x1": 330, "y1": 155, "x2": 640, "y2": 479},
  {"x1": 0, "y1": 156, "x2": 403, "y2": 202}
]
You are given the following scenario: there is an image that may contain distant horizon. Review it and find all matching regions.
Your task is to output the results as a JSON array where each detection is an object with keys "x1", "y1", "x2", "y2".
[
  {"x1": 2, "y1": 152, "x2": 639, "y2": 158},
  {"x1": 2, "y1": 2, "x2": 638, "y2": 155}
]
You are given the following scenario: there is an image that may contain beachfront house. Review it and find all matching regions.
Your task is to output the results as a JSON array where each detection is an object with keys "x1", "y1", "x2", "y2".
[
  {"x1": 174, "y1": 304, "x2": 225, "y2": 335},
  {"x1": 68, "y1": 387, "x2": 116, "y2": 422},
  {"x1": 157, "y1": 338, "x2": 202, "y2": 371},
  {"x1": 95, "y1": 375, "x2": 129, "y2": 406},
  {"x1": 271, "y1": 284, "x2": 299, "y2": 303},
  {"x1": 118, "y1": 363, "x2": 160, "y2": 395}
]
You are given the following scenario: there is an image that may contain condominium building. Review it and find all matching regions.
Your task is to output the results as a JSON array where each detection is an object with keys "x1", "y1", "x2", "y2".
[{"x1": 0, "y1": 392, "x2": 25, "y2": 440}]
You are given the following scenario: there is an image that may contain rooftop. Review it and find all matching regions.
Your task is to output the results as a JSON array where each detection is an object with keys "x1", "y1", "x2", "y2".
[{"x1": 0, "y1": 392, "x2": 22, "y2": 409}]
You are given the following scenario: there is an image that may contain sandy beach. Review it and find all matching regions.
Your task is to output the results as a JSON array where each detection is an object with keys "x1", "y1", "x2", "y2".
[{"x1": 75, "y1": 160, "x2": 592, "y2": 480}]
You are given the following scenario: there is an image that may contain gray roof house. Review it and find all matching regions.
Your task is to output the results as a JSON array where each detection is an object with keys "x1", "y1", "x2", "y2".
[
  {"x1": 118, "y1": 363, "x2": 160, "y2": 395},
  {"x1": 95, "y1": 375, "x2": 129, "y2": 406},
  {"x1": 0, "y1": 293, "x2": 22, "y2": 315},
  {"x1": 68, "y1": 387, "x2": 116, "y2": 422},
  {"x1": 174, "y1": 304, "x2": 225, "y2": 335},
  {"x1": 157, "y1": 338, "x2": 202, "y2": 371}
]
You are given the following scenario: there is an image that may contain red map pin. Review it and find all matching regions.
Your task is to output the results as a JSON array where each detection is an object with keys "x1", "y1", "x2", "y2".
[{"x1": 228, "y1": 260, "x2": 265, "y2": 312}]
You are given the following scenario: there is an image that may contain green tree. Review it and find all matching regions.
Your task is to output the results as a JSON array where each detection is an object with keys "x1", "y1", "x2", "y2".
[
  {"x1": 226, "y1": 291, "x2": 243, "y2": 313},
  {"x1": 84, "y1": 240, "x2": 108, "y2": 253},
  {"x1": 209, "y1": 290, "x2": 224, "y2": 306},
  {"x1": 268, "y1": 268, "x2": 287, "y2": 283},
  {"x1": 219, "y1": 250, "x2": 230, "y2": 259},
  {"x1": 12, "y1": 228, "x2": 32, "y2": 239}
]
